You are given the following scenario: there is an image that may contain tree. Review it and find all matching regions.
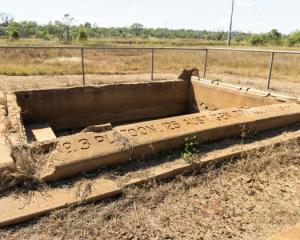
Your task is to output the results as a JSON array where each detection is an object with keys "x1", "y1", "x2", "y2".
[
  {"x1": 266, "y1": 29, "x2": 282, "y2": 44},
  {"x1": 286, "y1": 31, "x2": 300, "y2": 46},
  {"x1": 78, "y1": 29, "x2": 88, "y2": 41},
  {"x1": 267, "y1": 29, "x2": 281, "y2": 40},
  {"x1": 248, "y1": 34, "x2": 266, "y2": 46},
  {"x1": 130, "y1": 23, "x2": 144, "y2": 36},
  {"x1": 62, "y1": 13, "x2": 74, "y2": 41},
  {"x1": 0, "y1": 12, "x2": 14, "y2": 27},
  {"x1": 11, "y1": 30, "x2": 19, "y2": 40},
  {"x1": 84, "y1": 22, "x2": 92, "y2": 28}
]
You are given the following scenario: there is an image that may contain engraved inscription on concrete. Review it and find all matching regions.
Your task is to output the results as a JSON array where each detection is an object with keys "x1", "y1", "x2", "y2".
[{"x1": 44, "y1": 103, "x2": 300, "y2": 181}]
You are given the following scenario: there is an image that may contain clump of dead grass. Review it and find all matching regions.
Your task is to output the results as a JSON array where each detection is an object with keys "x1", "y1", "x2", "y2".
[{"x1": 0, "y1": 143, "x2": 49, "y2": 193}]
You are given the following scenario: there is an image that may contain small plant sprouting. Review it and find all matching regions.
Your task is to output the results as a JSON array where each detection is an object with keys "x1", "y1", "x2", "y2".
[{"x1": 183, "y1": 136, "x2": 198, "y2": 164}]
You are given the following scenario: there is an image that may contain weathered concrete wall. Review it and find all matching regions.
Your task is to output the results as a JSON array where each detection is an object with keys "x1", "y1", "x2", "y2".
[
  {"x1": 189, "y1": 79, "x2": 282, "y2": 111},
  {"x1": 0, "y1": 93, "x2": 14, "y2": 170},
  {"x1": 42, "y1": 102, "x2": 300, "y2": 181},
  {"x1": 16, "y1": 80, "x2": 189, "y2": 131}
]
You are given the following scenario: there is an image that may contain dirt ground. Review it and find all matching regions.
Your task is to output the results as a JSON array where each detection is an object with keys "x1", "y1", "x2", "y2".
[{"x1": 0, "y1": 130, "x2": 299, "y2": 240}]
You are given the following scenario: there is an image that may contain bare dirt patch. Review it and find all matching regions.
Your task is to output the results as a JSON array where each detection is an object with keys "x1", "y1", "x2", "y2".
[
  {"x1": 0, "y1": 74, "x2": 177, "y2": 91},
  {"x1": 0, "y1": 73, "x2": 299, "y2": 97}
]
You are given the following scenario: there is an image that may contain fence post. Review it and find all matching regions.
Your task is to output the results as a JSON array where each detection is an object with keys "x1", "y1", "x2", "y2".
[
  {"x1": 81, "y1": 48, "x2": 86, "y2": 85},
  {"x1": 203, "y1": 49, "x2": 208, "y2": 78},
  {"x1": 151, "y1": 48, "x2": 154, "y2": 80},
  {"x1": 267, "y1": 51, "x2": 275, "y2": 89}
]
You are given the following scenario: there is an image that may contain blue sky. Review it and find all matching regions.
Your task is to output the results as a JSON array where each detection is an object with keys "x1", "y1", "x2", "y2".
[{"x1": 2, "y1": 0, "x2": 299, "y2": 34}]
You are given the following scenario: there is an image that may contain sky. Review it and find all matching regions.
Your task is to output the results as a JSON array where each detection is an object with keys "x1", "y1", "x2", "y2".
[{"x1": 1, "y1": 0, "x2": 300, "y2": 34}]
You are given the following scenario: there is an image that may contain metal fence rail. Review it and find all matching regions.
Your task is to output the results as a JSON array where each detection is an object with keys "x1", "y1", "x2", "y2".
[{"x1": 0, "y1": 46, "x2": 300, "y2": 94}]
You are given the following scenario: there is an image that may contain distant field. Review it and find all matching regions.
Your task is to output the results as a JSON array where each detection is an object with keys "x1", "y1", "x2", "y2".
[{"x1": 0, "y1": 38, "x2": 300, "y2": 95}]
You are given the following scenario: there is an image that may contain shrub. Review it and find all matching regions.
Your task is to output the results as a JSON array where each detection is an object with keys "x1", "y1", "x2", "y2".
[
  {"x1": 78, "y1": 30, "x2": 88, "y2": 41},
  {"x1": 248, "y1": 34, "x2": 266, "y2": 46},
  {"x1": 286, "y1": 31, "x2": 300, "y2": 47},
  {"x1": 11, "y1": 30, "x2": 19, "y2": 40}
]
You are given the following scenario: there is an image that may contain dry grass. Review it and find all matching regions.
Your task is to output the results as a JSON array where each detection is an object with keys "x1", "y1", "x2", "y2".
[
  {"x1": 0, "y1": 48, "x2": 300, "y2": 81},
  {"x1": 0, "y1": 136, "x2": 299, "y2": 240},
  {"x1": 0, "y1": 143, "x2": 49, "y2": 193},
  {"x1": 0, "y1": 47, "x2": 300, "y2": 96}
]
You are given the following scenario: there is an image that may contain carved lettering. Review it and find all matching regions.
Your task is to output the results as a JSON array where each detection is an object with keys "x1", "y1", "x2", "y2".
[
  {"x1": 62, "y1": 142, "x2": 72, "y2": 153},
  {"x1": 94, "y1": 135, "x2": 104, "y2": 143},
  {"x1": 137, "y1": 126, "x2": 148, "y2": 135},
  {"x1": 105, "y1": 133, "x2": 115, "y2": 144},
  {"x1": 146, "y1": 125, "x2": 158, "y2": 133},
  {"x1": 162, "y1": 121, "x2": 181, "y2": 130},
  {"x1": 79, "y1": 138, "x2": 91, "y2": 150},
  {"x1": 128, "y1": 128, "x2": 138, "y2": 137}
]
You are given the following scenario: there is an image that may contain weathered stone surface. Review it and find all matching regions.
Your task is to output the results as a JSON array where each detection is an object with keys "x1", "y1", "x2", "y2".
[
  {"x1": 81, "y1": 123, "x2": 112, "y2": 133},
  {"x1": 5, "y1": 93, "x2": 27, "y2": 144},
  {"x1": 0, "y1": 136, "x2": 14, "y2": 169},
  {"x1": 0, "y1": 178, "x2": 121, "y2": 227},
  {"x1": 190, "y1": 79, "x2": 279, "y2": 111},
  {"x1": 42, "y1": 102, "x2": 300, "y2": 181},
  {"x1": 15, "y1": 80, "x2": 189, "y2": 131},
  {"x1": 271, "y1": 223, "x2": 300, "y2": 240},
  {"x1": 0, "y1": 105, "x2": 6, "y2": 134},
  {"x1": 27, "y1": 122, "x2": 56, "y2": 142}
]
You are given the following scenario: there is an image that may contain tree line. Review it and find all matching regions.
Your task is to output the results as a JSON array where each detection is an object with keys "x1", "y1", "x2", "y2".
[{"x1": 0, "y1": 12, "x2": 299, "y2": 46}]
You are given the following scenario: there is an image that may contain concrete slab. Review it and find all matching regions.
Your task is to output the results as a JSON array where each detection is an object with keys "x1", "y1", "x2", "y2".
[
  {"x1": 0, "y1": 178, "x2": 121, "y2": 227},
  {"x1": 0, "y1": 105, "x2": 6, "y2": 134},
  {"x1": 270, "y1": 223, "x2": 300, "y2": 240},
  {"x1": 15, "y1": 80, "x2": 189, "y2": 131},
  {"x1": 190, "y1": 79, "x2": 278, "y2": 110},
  {"x1": 27, "y1": 123, "x2": 56, "y2": 142},
  {"x1": 0, "y1": 136, "x2": 14, "y2": 169},
  {"x1": 42, "y1": 102, "x2": 300, "y2": 181}
]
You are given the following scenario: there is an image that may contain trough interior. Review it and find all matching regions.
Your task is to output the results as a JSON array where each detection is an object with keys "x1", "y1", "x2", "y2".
[{"x1": 14, "y1": 79, "x2": 278, "y2": 142}]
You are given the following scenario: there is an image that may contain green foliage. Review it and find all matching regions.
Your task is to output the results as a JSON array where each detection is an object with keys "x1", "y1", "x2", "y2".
[
  {"x1": 286, "y1": 31, "x2": 300, "y2": 46},
  {"x1": 183, "y1": 136, "x2": 198, "y2": 164},
  {"x1": 0, "y1": 18, "x2": 299, "y2": 47},
  {"x1": 130, "y1": 23, "x2": 144, "y2": 36},
  {"x1": 78, "y1": 29, "x2": 88, "y2": 41},
  {"x1": 0, "y1": 19, "x2": 251, "y2": 42},
  {"x1": 248, "y1": 34, "x2": 266, "y2": 46},
  {"x1": 11, "y1": 30, "x2": 19, "y2": 40},
  {"x1": 248, "y1": 29, "x2": 283, "y2": 46}
]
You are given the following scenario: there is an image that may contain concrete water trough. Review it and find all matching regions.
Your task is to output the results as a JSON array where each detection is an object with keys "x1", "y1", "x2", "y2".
[{"x1": 1, "y1": 76, "x2": 300, "y2": 226}]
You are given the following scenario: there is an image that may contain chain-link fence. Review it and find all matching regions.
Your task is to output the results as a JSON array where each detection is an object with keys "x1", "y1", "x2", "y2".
[{"x1": 0, "y1": 46, "x2": 299, "y2": 96}]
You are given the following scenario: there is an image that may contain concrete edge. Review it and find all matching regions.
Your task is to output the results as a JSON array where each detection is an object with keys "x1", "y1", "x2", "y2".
[
  {"x1": 2, "y1": 129, "x2": 300, "y2": 228},
  {"x1": 0, "y1": 178, "x2": 121, "y2": 228},
  {"x1": 0, "y1": 94, "x2": 15, "y2": 171},
  {"x1": 14, "y1": 79, "x2": 183, "y2": 94},
  {"x1": 123, "y1": 130, "x2": 300, "y2": 188},
  {"x1": 270, "y1": 222, "x2": 300, "y2": 240},
  {"x1": 198, "y1": 78, "x2": 296, "y2": 102}
]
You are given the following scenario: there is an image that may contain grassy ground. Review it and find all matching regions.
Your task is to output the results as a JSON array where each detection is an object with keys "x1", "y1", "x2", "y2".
[
  {"x1": 0, "y1": 38, "x2": 300, "y2": 91},
  {"x1": 0, "y1": 135, "x2": 299, "y2": 240}
]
